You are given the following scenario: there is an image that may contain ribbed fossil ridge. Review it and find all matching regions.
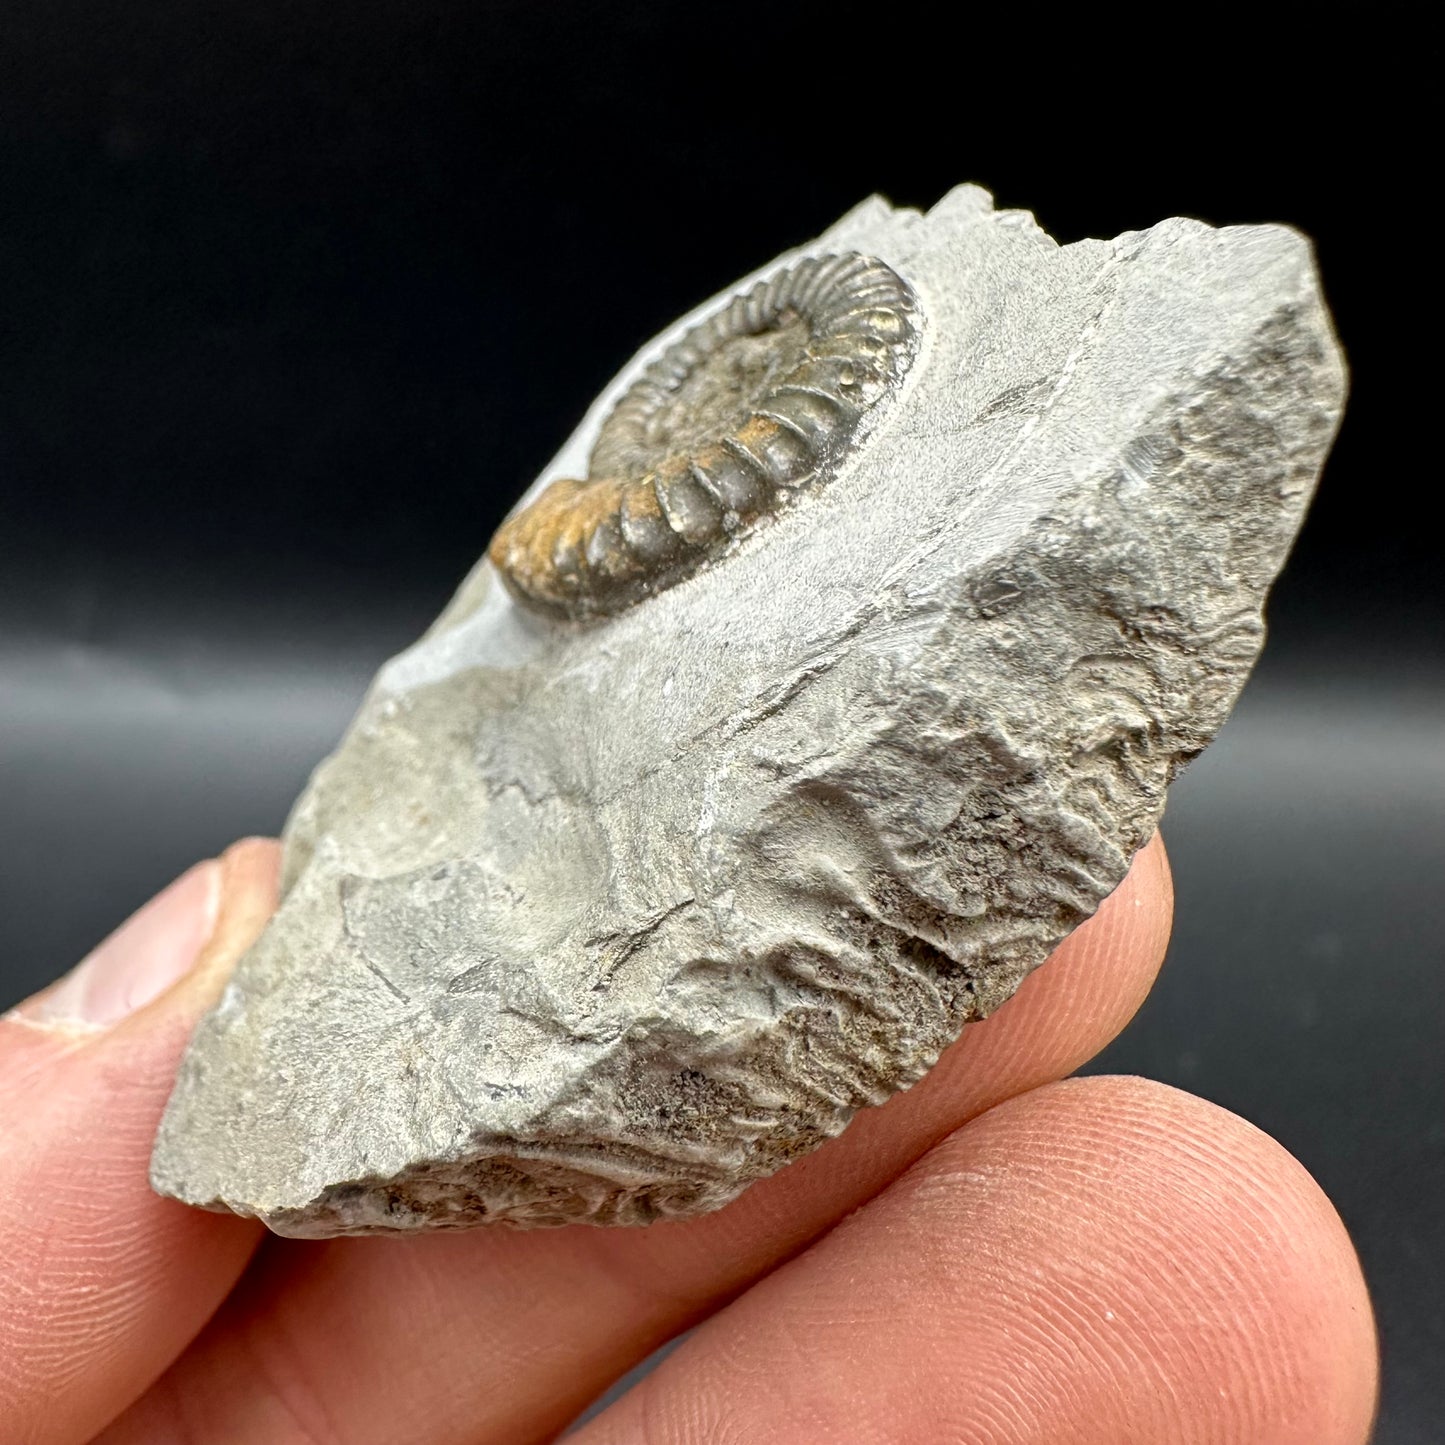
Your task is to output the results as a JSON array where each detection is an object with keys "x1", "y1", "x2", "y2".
[{"x1": 489, "y1": 252, "x2": 920, "y2": 620}]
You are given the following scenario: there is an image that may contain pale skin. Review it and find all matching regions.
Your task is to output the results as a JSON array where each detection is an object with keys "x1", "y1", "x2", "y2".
[{"x1": 0, "y1": 835, "x2": 1378, "y2": 1444}]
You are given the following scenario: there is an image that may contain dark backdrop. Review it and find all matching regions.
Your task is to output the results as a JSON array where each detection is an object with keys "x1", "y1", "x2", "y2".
[{"x1": 1, "y1": 6, "x2": 1438, "y2": 1439}]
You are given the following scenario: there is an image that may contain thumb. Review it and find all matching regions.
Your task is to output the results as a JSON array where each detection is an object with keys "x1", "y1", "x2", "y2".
[{"x1": 0, "y1": 839, "x2": 278, "y2": 1445}]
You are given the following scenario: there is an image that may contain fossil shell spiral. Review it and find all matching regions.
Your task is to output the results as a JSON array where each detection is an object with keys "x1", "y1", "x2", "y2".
[{"x1": 488, "y1": 252, "x2": 921, "y2": 619}]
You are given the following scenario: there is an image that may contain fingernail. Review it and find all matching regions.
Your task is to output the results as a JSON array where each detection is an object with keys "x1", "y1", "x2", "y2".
[{"x1": 20, "y1": 861, "x2": 224, "y2": 1029}]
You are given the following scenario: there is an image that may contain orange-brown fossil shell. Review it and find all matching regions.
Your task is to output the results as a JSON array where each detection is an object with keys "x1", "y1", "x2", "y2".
[{"x1": 488, "y1": 252, "x2": 921, "y2": 620}]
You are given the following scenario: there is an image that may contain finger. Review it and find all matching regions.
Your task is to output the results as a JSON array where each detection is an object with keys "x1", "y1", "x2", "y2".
[
  {"x1": 577, "y1": 1076, "x2": 1378, "y2": 1445},
  {"x1": 104, "y1": 837, "x2": 1172, "y2": 1445},
  {"x1": 0, "y1": 841, "x2": 277, "y2": 1445}
]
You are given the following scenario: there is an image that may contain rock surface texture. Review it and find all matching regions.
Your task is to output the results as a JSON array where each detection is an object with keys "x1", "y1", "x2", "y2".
[{"x1": 151, "y1": 187, "x2": 1346, "y2": 1235}]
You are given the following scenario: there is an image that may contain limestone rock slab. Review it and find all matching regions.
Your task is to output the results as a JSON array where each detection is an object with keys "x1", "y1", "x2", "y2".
[{"x1": 151, "y1": 186, "x2": 1345, "y2": 1234}]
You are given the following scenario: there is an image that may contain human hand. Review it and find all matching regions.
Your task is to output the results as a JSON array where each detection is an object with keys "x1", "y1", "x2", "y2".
[{"x1": 1, "y1": 836, "x2": 1377, "y2": 1443}]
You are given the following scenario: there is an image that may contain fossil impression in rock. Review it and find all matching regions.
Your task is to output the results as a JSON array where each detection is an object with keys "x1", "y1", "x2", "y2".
[
  {"x1": 489, "y1": 252, "x2": 921, "y2": 618},
  {"x1": 151, "y1": 186, "x2": 1345, "y2": 1236}
]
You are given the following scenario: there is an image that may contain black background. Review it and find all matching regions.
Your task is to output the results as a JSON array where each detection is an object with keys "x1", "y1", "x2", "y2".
[{"x1": 1, "y1": 5, "x2": 1438, "y2": 1438}]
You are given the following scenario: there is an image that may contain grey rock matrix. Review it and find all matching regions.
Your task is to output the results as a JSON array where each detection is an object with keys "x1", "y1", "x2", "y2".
[{"x1": 151, "y1": 186, "x2": 1345, "y2": 1235}]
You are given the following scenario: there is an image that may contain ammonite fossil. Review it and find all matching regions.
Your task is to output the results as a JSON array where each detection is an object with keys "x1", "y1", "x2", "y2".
[
  {"x1": 152, "y1": 190, "x2": 1345, "y2": 1238},
  {"x1": 488, "y1": 252, "x2": 921, "y2": 620}
]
